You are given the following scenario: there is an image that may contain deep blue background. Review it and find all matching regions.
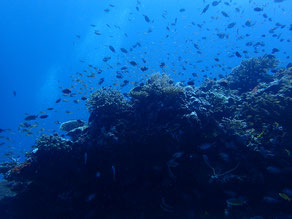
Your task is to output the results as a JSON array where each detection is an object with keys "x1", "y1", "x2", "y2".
[{"x1": 0, "y1": 0, "x2": 291, "y2": 161}]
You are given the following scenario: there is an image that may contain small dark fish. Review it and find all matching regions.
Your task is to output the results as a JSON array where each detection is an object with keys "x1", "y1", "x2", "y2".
[
  {"x1": 245, "y1": 20, "x2": 255, "y2": 27},
  {"x1": 40, "y1": 115, "x2": 49, "y2": 119},
  {"x1": 217, "y1": 33, "x2": 225, "y2": 39},
  {"x1": 121, "y1": 66, "x2": 128, "y2": 70},
  {"x1": 24, "y1": 115, "x2": 38, "y2": 121},
  {"x1": 56, "y1": 98, "x2": 61, "y2": 103},
  {"x1": 103, "y1": 56, "x2": 111, "y2": 62},
  {"x1": 81, "y1": 96, "x2": 87, "y2": 101},
  {"x1": 121, "y1": 80, "x2": 129, "y2": 87},
  {"x1": 192, "y1": 73, "x2": 199, "y2": 78},
  {"x1": 129, "y1": 61, "x2": 137, "y2": 66},
  {"x1": 160, "y1": 62, "x2": 166, "y2": 68},
  {"x1": 274, "y1": 0, "x2": 285, "y2": 2},
  {"x1": 120, "y1": 48, "x2": 128, "y2": 53},
  {"x1": 221, "y1": 11, "x2": 229, "y2": 17},
  {"x1": 62, "y1": 88, "x2": 72, "y2": 94},
  {"x1": 104, "y1": 8, "x2": 110, "y2": 13},
  {"x1": 212, "y1": 1, "x2": 221, "y2": 6},
  {"x1": 272, "y1": 48, "x2": 280, "y2": 53},
  {"x1": 47, "y1": 108, "x2": 54, "y2": 110},
  {"x1": 109, "y1": 46, "x2": 115, "y2": 53},
  {"x1": 76, "y1": 35, "x2": 81, "y2": 39},
  {"x1": 13, "y1": 90, "x2": 16, "y2": 96},
  {"x1": 227, "y1": 22, "x2": 236, "y2": 28},
  {"x1": 0, "y1": 129, "x2": 5, "y2": 133},
  {"x1": 140, "y1": 66, "x2": 148, "y2": 71},
  {"x1": 98, "y1": 78, "x2": 105, "y2": 85},
  {"x1": 143, "y1": 15, "x2": 150, "y2": 23},
  {"x1": 116, "y1": 72, "x2": 123, "y2": 79},
  {"x1": 201, "y1": 4, "x2": 210, "y2": 14},
  {"x1": 194, "y1": 43, "x2": 200, "y2": 50},
  {"x1": 94, "y1": 31, "x2": 101, "y2": 35},
  {"x1": 254, "y1": 7, "x2": 263, "y2": 12},
  {"x1": 179, "y1": 8, "x2": 186, "y2": 12},
  {"x1": 235, "y1": 51, "x2": 242, "y2": 58}
]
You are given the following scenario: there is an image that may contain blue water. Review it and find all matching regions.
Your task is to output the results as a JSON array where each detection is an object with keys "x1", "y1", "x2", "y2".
[{"x1": 0, "y1": 0, "x2": 291, "y2": 161}]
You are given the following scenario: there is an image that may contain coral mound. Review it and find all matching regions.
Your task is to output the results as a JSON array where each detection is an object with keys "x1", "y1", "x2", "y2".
[{"x1": 0, "y1": 55, "x2": 291, "y2": 218}]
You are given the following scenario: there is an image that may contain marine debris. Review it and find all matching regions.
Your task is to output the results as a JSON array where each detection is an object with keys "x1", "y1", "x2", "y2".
[{"x1": 0, "y1": 55, "x2": 291, "y2": 218}]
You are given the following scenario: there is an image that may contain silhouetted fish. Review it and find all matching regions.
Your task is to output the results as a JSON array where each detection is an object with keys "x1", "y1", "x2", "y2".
[
  {"x1": 109, "y1": 46, "x2": 115, "y2": 53},
  {"x1": 221, "y1": 11, "x2": 229, "y2": 17},
  {"x1": 24, "y1": 115, "x2": 38, "y2": 121},
  {"x1": 272, "y1": 48, "x2": 280, "y2": 53},
  {"x1": 201, "y1": 4, "x2": 210, "y2": 14},
  {"x1": 98, "y1": 78, "x2": 105, "y2": 85},
  {"x1": 235, "y1": 51, "x2": 242, "y2": 58},
  {"x1": 160, "y1": 62, "x2": 166, "y2": 68},
  {"x1": 140, "y1": 66, "x2": 148, "y2": 71},
  {"x1": 143, "y1": 15, "x2": 150, "y2": 23},
  {"x1": 227, "y1": 22, "x2": 236, "y2": 28},
  {"x1": 129, "y1": 61, "x2": 137, "y2": 66},
  {"x1": 254, "y1": 7, "x2": 263, "y2": 12},
  {"x1": 103, "y1": 56, "x2": 111, "y2": 62},
  {"x1": 212, "y1": 1, "x2": 221, "y2": 6},
  {"x1": 62, "y1": 88, "x2": 72, "y2": 94},
  {"x1": 40, "y1": 115, "x2": 49, "y2": 119},
  {"x1": 120, "y1": 48, "x2": 128, "y2": 53}
]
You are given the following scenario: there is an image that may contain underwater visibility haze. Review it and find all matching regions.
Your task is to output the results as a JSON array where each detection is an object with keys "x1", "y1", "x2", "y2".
[{"x1": 0, "y1": 0, "x2": 291, "y2": 218}]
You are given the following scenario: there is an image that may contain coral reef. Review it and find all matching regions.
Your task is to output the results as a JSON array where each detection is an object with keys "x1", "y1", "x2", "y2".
[
  {"x1": 60, "y1": 120, "x2": 88, "y2": 141},
  {"x1": 0, "y1": 55, "x2": 291, "y2": 218}
]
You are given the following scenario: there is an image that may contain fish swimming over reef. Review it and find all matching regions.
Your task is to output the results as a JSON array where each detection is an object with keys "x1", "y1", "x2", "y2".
[
  {"x1": 24, "y1": 115, "x2": 38, "y2": 121},
  {"x1": 62, "y1": 88, "x2": 72, "y2": 94}
]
